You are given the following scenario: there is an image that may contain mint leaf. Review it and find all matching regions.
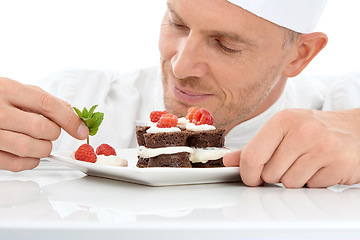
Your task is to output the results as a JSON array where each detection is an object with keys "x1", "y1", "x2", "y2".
[
  {"x1": 89, "y1": 126, "x2": 99, "y2": 136},
  {"x1": 73, "y1": 105, "x2": 104, "y2": 141},
  {"x1": 73, "y1": 107, "x2": 82, "y2": 118},
  {"x1": 82, "y1": 107, "x2": 89, "y2": 118},
  {"x1": 83, "y1": 117, "x2": 96, "y2": 129},
  {"x1": 88, "y1": 105, "x2": 98, "y2": 115},
  {"x1": 92, "y1": 112, "x2": 104, "y2": 128}
]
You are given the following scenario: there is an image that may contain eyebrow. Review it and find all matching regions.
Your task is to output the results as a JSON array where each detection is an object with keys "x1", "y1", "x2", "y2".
[
  {"x1": 209, "y1": 31, "x2": 253, "y2": 45},
  {"x1": 166, "y1": 1, "x2": 254, "y2": 45}
]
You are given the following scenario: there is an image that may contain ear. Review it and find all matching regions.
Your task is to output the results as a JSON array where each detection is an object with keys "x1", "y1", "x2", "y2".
[{"x1": 283, "y1": 32, "x2": 328, "y2": 77}]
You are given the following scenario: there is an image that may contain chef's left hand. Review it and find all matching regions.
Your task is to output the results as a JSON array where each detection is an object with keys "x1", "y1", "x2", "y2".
[{"x1": 223, "y1": 108, "x2": 360, "y2": 188}]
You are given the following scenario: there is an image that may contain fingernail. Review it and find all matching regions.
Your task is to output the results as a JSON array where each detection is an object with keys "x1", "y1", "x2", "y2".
[{"x1": 77, "y1": 123, "x2": 89, "y2": 139}]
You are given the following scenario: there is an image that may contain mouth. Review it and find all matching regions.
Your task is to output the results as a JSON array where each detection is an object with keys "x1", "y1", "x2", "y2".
[{"x1": 172, "y1": 84, "x2": 213, "y2": 104}]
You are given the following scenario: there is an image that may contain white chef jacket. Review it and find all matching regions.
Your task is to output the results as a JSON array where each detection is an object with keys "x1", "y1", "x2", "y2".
[{"x1": 37, "y1": 65, "x2": 360, "y2": 152}]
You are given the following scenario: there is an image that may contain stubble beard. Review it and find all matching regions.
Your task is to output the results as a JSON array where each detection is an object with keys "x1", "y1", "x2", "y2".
[{"x1": 160, "y1": 59, "x2": 283, "y2": 130}]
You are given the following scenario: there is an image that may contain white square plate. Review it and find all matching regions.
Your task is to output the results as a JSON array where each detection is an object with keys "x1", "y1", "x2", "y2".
[{"x1": 45, "y1": 148, "x2": 241, "y2": 186}]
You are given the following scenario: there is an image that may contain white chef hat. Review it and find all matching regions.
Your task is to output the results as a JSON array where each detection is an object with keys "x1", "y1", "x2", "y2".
[{"x1": 227, "y1": 0, "x2": 328, "y2": 33}]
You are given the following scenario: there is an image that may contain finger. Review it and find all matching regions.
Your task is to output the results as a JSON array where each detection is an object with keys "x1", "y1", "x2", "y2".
[
  {"x1": 305, "y1": 167, "x2": 341, "y2": 188},
  {"x1": 306, "y1": 157, "x2": 359, "y2": 187},
  {"x1": 0, "y1": 150, "x2": 40, "y2": 172},
  {"x1": 7, "y1": 81, "x2": 88, "y2": 140},
  {"x1": 0, "y1": 129, "x2": 53, "y2": 158},
  {"x1": 28, "y1": 85, "x2": 73, "y2": 110},
  {"x1": 279, "y1": 153, "x2": 323, "y2": 188},
  {"x1": 223, "y1": 150, "x2": 241, "y2": 167},
  {"x1": 239, "y1": 112, "x2": 288, "y2": 187},
  {"x1": 0, "y1": 105, "x2": 61, "y2": 141},
  {"x1": 261, "y1": 133, "x2": 307, "y2": 184},
  {"x1": 59, "y1": 99, "x2": 73, "y2": 110}
]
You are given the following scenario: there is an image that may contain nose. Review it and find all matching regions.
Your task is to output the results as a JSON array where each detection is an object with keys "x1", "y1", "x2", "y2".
[{"x1": 171, "y1": 32, "x2": 209, "y2": 79}]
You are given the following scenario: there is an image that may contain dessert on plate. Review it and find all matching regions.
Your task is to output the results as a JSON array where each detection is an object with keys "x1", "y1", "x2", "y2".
[{"x1": 136, "y1": 107, "x2": 230, "y2": 168}]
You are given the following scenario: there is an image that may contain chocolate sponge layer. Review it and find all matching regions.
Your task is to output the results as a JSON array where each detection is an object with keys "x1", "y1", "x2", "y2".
[
  {"x1": 144, "y1": 131, "x2": 189, "y2": 148},
  {"x1": 135, "y1": 126, "x2": 150, "y2": 147},
  {"x1": 191, "y1": 158, "x2": 224, "y2": 168},
  {"x1": 147, "y1": 152, "x2": 192, "y2": 168},
  {"x1": 185, "y1": 129, "x2": 225, "y2": 148}
]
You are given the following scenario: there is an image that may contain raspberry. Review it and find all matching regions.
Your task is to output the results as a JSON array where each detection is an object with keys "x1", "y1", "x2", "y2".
[
  {"x1": 185, "y1": 107, "x2": 200, "y2": 122},
  {"x1": 75, "y1": 144, "x2": 97, "y2": 163},
  {"x1": 150, "y1": 110, "x2": 168, "y2": 123},
  {"x1": 96, "y1": 143, "x2": 117, "y2": 156},
  {"x1": 157, "y1": 113, "x2": 178, "y2": 128},
  {"x1": 192, "y1": 108, "x2": 214, "y2": 125}
]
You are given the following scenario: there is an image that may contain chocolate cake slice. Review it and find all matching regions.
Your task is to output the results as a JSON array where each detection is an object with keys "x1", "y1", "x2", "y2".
[
  {"x1": 136, "y1": 125, "x2": 227, "y2": 168},
  {"x1": 135, "y1": 108, "x2": 230, "y2": 168}
]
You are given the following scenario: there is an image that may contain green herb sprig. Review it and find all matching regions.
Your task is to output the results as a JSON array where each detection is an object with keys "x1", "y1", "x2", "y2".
[{"x1": 73, "y1": 105, "x2": 104, "y2": 144}]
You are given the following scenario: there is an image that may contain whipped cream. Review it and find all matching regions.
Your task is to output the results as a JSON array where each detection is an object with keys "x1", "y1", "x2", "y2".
[
  {"x1": 189, "y1": 148, "x2": 231, "y2": 163},
  {"x1": 146, "y1": 125, "x2": 181, "y2": 133},
  {"x1": 95, "y1": 155, "x2": 128, "y2": 167},
  {"x1": 177, "y1": 117, "x2": 190, "y2": 129},
  {"x1": 145, "y1": 117, "x2": 215, "y2": 133},
  {"x1": 138, "y1": 146, "x2": 230, "y2": 163},
  {"x1": 185, "y1": 122, "x2": 216, "y2": 131},
  {"x1": 138, "y1": 146, "x2": 194, "y2": 158}
]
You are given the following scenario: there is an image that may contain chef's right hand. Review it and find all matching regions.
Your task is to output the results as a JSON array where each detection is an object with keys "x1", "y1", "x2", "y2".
[{"x1": 0, "y1": 77, "x2": 89, "y2": 172}]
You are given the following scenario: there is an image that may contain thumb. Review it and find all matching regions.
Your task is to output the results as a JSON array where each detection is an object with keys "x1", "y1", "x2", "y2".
[
  {"x1": 223, "y1": 150, "x2": 241, "y2": 167},
  {"x1": 57, "y1": 99, "x2": 90, "y2": 140}
]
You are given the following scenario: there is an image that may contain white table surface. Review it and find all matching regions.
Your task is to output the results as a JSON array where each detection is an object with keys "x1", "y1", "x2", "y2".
[{"x1": 0, "y1": 160, "x2": 360, "y2": 240}]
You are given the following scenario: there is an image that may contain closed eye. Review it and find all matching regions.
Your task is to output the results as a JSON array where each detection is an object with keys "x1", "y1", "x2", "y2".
[{"x1": 215, "y1": 39, "x2": 241, "y2": 54}]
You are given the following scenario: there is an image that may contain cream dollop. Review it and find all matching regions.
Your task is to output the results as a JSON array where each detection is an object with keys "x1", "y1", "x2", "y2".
[
  {"x1": 189, "y1": 148, "x2": 231, "y2": 163},
  {"x1": 185, "y1": 122, "x2": 216, "y2": 131},
  {"x1": 177, "y1": 117, "x2": 190, "y2": 129},
  {"x1": 95, "y1": 155, "x2": 128, "y2": 167},
  {"x1": 138, "y1": 146, "x2": 230, "y2": 164},
  {"x1": 146, "y1": 125, "x2": 181, "y2": 133},
  {"x1": 138, "y1": 146, "x2": 194, "y2": 158}
]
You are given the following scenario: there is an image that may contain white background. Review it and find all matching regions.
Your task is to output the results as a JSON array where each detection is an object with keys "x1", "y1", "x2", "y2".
[{"x1": 0, "y1": 0, "x2": 359, "y2": 83}]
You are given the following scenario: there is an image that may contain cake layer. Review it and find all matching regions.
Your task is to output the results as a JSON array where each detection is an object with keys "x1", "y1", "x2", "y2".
[
  {"x1": 191, "y1": 158, "x2": 224, "y2": 168},
  {"x1": 135, "y1": 126, "x2": 150, "y2": 146},
  {"x1": 147, "y1": 152, "x2": 192, "y2": 168},
  {"x1": 136, "y1": 157, "x2": 149, "y2": 168},
  {"x1": 137, "y1": 156, "x2": 224, "y2": 168},
  {"x1": 136, "y1": 126, "x2": 225, "y2": 148},
  {"x1": 144, "y1": 131, "x2": 189, "y2": 148},
  {"x1": 186, "y1": 129, "x2": 225, "y2": 148}
]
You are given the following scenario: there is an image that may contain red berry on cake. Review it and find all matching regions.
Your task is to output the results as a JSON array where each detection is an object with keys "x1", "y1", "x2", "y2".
[
  {"x1": 186, "y1": 107, "x2": 200, "y2": 122},
  {"x1": 156, "y1": 113, "x2": 178, "y2": 128},
  {"x1": 192, "y1": 108, "x2": 214, "y2": 126},
  {"x1": 150, "y1": 110, "x2": 168, "y2": 123},
  {"x1": 96, "y1": 143, "x2": 117, "y2": 156},
  {"x1": 75, "y1": 144, "x2": 97, "y2": 163}
]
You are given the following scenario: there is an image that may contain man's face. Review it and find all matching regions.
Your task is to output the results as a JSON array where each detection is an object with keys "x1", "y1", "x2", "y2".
[{"x1": 159, "y1": 0, "x2": 291, "y2": 131}]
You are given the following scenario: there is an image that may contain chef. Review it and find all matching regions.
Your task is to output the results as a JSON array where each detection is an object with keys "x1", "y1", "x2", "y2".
[{"x1": 1, "y1": 0, "x2": 359, "y2": 188}]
